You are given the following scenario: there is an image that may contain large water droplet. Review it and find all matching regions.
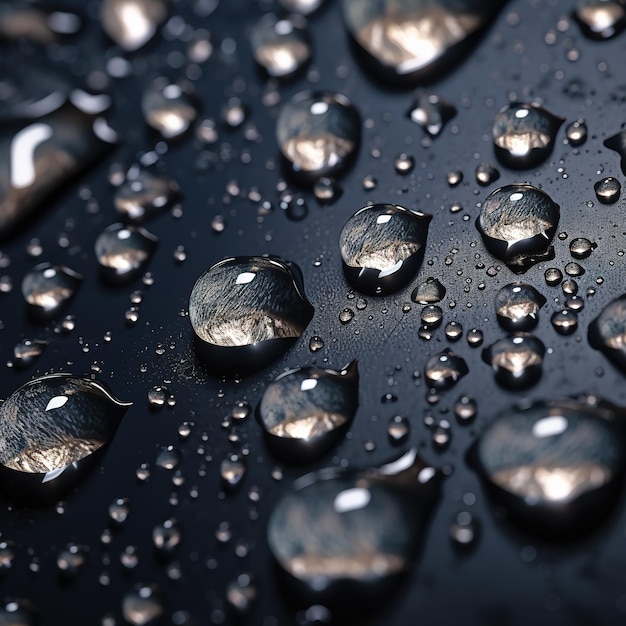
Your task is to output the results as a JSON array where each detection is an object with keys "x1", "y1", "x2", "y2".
[
  {"x1": 101, "y1": 0, "x2": 168, "y2": 52},
  {"x1": 424, "y1": 349, "x2": 468, "y2": 389},
  {"x1": 471, "y1": 396, "x2": 626, "y2": 535},
  {"x1": 0, "y1": 374, "x2": 131, "y2": 503},
  {"x1": 257, "y1": 361, "x2": 359, "y2": 463},
  {"x1": 482, "y1": 334, "x2": 546, "y2": 389},
  {"x1": 573, "y1": 0, "x2": 626, "y2": 40},
  {"x1": 339, "y1": 204, "x2": 431, "y2": 296},
  {"x1": 341, "y1": 0, "x2": 503, "y2": 84},
  {"x1": 411, "y1": 277, "x2": 446, "y2": 304},
  {"x1": 189, "y1": 256, "x2": 314, "y2": 375},
  {"x1": 495, "y1": 283, "x2": 546, "y2": 331},
  {"x1": 114, "y1": 169, "x2": 181, "y2": 221},
  {"x1": 22, "y1": 263, "x2": 82, "y2": 321},
  {"x1": 267, "y1": 448, "x2": 442, "y2": 612},
  {"x1": 276, "y1": 91, "x2": 360, "y2": 185},
  {"x1": 476, "y1": 184, "x2": 560, "y2": 273},
  {"x1": 407, "y1": 93, "x2": 456, "y2": 137},
  {"x1": 492, "y1": 102, "x2": 563, "y2": 169},
  {"x1": 142, "y1": 78, "x2": 200, "y2": 140},
  {"x1": 589, "y1": 294, "x2": 626, "y2": 373},
  {"x1": 95, "y1": 223, "x2": 158, "y2": 285}
]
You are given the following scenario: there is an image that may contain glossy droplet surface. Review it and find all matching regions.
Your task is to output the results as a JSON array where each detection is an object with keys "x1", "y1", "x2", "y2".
[
  {"x1": 492, "y1": 102, "x2": 563, "y2": 169},
  {"x1": 189, "y1": 256, "x2": 314, "y2": 375},
  {"x1": 276, "y1": 91, "x2": 360, "y2": 185},
  {"x1": 122, "y1": 583, "x2": 164, "y2": 625},
  {"x1": 495, "y1": 283, "x2": 546, "y2": 331},
  {"x1": 101, "y1": 0, "x2": 167, "y2": 51},
  {"x1": 267, "y1": 449, "x2": 442, "y2": 611},
  {"x1": 339, "y1": 204, "x2": 432, "y2": 296},
  {"x1": 565, "y1": 119, "x2": 587, "y2": 146},
  {"x1": 142, "y1": 78, "x2": 199, "y2": 140},
  {"x1": 114, "y1": 169, "x2": 181, "y2": 221},
  {"x1": 13, "y1": 339, "x2": 47, "y2": 369},
  {"x1": 472, "y1": 397, "x2": 626, "y2": 534},
  {"x1": 424, "y1": 349, "x2": 468, "y2": 389},
  {"x1": 476, "y1": 184, "x2": 560, "y2": 273},
  {"x1": 251, "y1": 14, "x2": 312, "y2": 79},
  {"x1": 594, "y1": 176, "x2": 621, "y2": 204},
  {"x1": 95, "y1": 223, "x2": 158, "y2": 285},
  {"x1": 475, "y1": 162, "x2": 500, "y2": 186},
  {"x1": 589, "y1": 294, "x2": 626, "y2": 373},
  {"x1": 407, "y1": 93, "x2": 456, "y2": 137},
  {"x1": 257, "y1": 361, "x2": 359, "y2": 463},
  {"x1": 22, "y1": 263, "x2": 82, "y2": 320},
  {"x1": 482, "y1": 334, "x2": 545, "y2": 389},
  {"x1": 279, "y1": 0, "x2": 325, "y2": 14},
  {"x1": 411, "y1": 277, "x2": 446, "y2": 304},
  {"x1": 341, "y1": 0, "x2": 504, "y2": 84},
  {"x1": 574, "y1": 0, "x2": 626, "y2": 40}
]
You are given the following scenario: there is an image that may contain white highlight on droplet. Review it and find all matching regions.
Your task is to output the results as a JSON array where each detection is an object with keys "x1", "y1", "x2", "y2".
[
  {"x1": 236, "y1": 272, "x2": 256, "y2": 284},
  {"x1": 333, "y1": 487, "x2": 371, "y2": 513},
  {"x1": 300, "y1": 378, "x2": 317, "y2": 392},
  {"x1": 532, "y1": 415, "x2": 568, "y2": 439},
  {"x1": 45, "y1": 395, "x2": 69, "y2": 412},
  {"x1": 10, "y1": 123, "x2": 53, "y2": 189}
]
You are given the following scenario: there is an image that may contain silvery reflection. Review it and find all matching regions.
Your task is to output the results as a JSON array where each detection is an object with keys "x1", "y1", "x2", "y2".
[
  {"x1": 482, "y1": 333, "x2": 545, "y2": 389},
  {"x1": 114, "y1": 169, "x2": 181, "y2": 221},
  {"x1": 101, "y1": 0, "x2": 168, "y2": 51},
  {"x1": 495, "y1": 283, "x2": 546, "y2": 332},
  {"x1": 21, "y1": 263, "x2": 82, "y2": 320}
]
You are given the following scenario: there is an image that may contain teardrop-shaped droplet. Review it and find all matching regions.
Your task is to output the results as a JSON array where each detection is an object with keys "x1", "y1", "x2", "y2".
[
  {"x1": 114, "y1": 169, "x2": 181, "y2": 221},
  {"x1": 341, "y1": 0, "x2": 504, "y2": 84},
  {"x1": 95, "y1": 223, "x2": 158, "y2": 285},
  {"x1": 220, "y1": 454, "x2": 247, "y2": 490},
  {"x1": 492, "y1": 102, "x2": 563, "y2": 169},
  {"x1": 476, "y1": 184, "x2": 560, "y2": 273},
  {"x1": 251, "y1": 14, "x2": 312, "y2": 79},
  {"x1": 267, "y1": 448, "x2": 442, "y2": 612},
  {"x1": 594, "y1": 176, "x2": 621, "y2": 204},
  {"x1": 565, "y1": 119, "x2": 587, "y2": 146},
  {"x1": 339, "y1": 204, "x2": 432, "y2": 296},
  {"x1": 13, "y1": 339, "x2": 48, "y2": 369},
  {"x1": 589, "y1": 294, "x2": 626, "y2": 374},
  {"x1": 189, "y1": 256, "x2": 314, "y2": 375},
  {"x1": 604, "y1": 130, "x2": 626, "y2": 175},
  {"x1": 495, "y1": 283, "x2": 546, "y2": 331},
  {"x1": 101, "y1": 0, "x2": 168, "y2": 51},
  {"x1": 0, "y1": 4, "x2": 81, "y2": 44},
  {"x1": 257, "y1": 361, "x2": 359, "y2": 463},
  {"x1": 482, "y1": 333, "x2": 546, "y2": 389},
  {"x1": 411, "y1": 277, "x2": 446, "y2": 304},
  {"x1": 424, "y1": 349, "x2": 468, "y2": 389},
  {"x1": 122, "y1": 583, "x2": 164, "y2": 626},
  {"x1": 0, "y1": 374, "x2": 131, "y2": 503},
  {"x1": 470, "y1": 396, "x2": 626, "y2": 535},
  {"x1": 279, "y1": 0, "x2": 325, "y2": 14},
  {"x1": 407, "y1": 93, "x2": 456, "y2": 137},
  {"x1": 276, "y1": 91, "x2": 360, "y2": 185},
  {"x1": 573, "y1": 0, "x2": 626, "y2": 40},
  {"x1": 22, "y1": 263, "x2": 82, "y2": 321},
  {"x1": 226, "y1": 573, "x2": 258, "y2": 615},
  {"x1": 142, "y1": 78, "x2": 200, "y2": 140},
  {"x1": 152, "y1": 518, "x2": 181, "y2": 558}
]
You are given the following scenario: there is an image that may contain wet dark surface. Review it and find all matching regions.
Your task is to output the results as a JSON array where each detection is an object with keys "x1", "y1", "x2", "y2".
[{"x1": 3, "y1": 0, "x2": 626, "y2": 624}]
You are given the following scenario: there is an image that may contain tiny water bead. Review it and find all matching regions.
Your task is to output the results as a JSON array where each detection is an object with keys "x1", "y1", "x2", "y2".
[
  {"x1": 476, "y1": 184, "x2": 560, "y2": 273},
  {"x1": 565, "y1": 119, "x2": 588, "y2": 146},
  {"x1": 122, "y1": 583, "x2": 164, "y2": 626},
  {"x1": 455, "y1": 395, "x2": 477, "y2": 424},
  {"x1": 101, "y1": 0, "x2": 168, "y2": 51},
  {"x1": 594, "y1": 176, "x2": 621, "y2": 204},
  {"x1": 257, "y1": 361, "x2": 359, "y2": 463},
  {"x1": 387, "y1": 415, "x2": 410, "y2": 445},
  {"x1": 421, "y1": 305, "x2": 443, "y2": 327},
  {"x1": 0, "y1": 374, "x2": 130, "y2": 502},
  {"x1": 471, "y1": 397, "x2": 626, "y2": 534},
  {"x1": 21, "y1": 263, "x2": 82, "y2": 321},
  {"x1": 474, "y1": 162, "x2": 500, "y2": 186},
  {"x1": 492, "y1": 102, "x2": 563, "y2": 169},
  {"x1": 551, "y1": 309, "x2": 578, "y2": 335},
  {"x1": 569, "y1": 237, "x2": 595, "y2": 259},
  {"x1": 495, "y1": 283, "x2": 546, "y2": 332},
  {"x1": 267, "y1": 449, "x2": 442, "y2": 612},
  {"x1": 339, "y1": 204, "x2": 431, "y2": 296},
  {"x1": 445, "y1": 321, "x2": 463, "y2": 342},
  {"x1": 450, "y1": 511, "x2": 479, "y2": 551},
  {"x1": 407, "y1": 93, "x2": 456, "y2": 137},
  {"x1": 394, "y1": 153, "x2": 415, "y2": 174},
  {"x1": 189, "y1": 256, "x2": 314, "y2": 375},
  {"x1": 114, "y1": 169, "x2": 181, "y2": 221},
  {"x1": 276, "y1": 91, "x2": 360, "y2": 185},
  {"x1": 411, "y1": 277, "x2": 446, "y2": 304},
  {"x1": 482, "y1": 334, "x2": 546, "y2": 389},
  {"x1": 313, "y1": 177, "x2": 342, "y2": 204},
  {"x1": 95, "y1": 224, "x2": 158, "y2": 285},
  {"x1": 589, "y1": 294, "x2": 626, "y2": 373},
  {"x1": 220, "y1": 454, "x2": 247, "y2": 490},
  {"x1": 424, "y1": 349, "x2": 468, "y2": 390},
  {"x1": 573, "y1": 0, "x2": 626, "y2": 40}
]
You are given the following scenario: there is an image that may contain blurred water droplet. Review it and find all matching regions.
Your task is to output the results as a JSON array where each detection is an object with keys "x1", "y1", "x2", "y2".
[
  {"x1": 231, "y1": 401, "x2": 251, "y2": 421},
  {"x1": 0, "y1": 598, "x2": 37, "y2": 626},
  {"x1": 450, "y1": 511, "x2": 479, "y2": 551},
  {"x1": 156, "y1": 446, "x2": 180, "y2": 470},
  {"x1": 589, "y1": 294, "x2": 626, "y2": 373},
  {"x1": 565, "y1": 119, "x2": 587, "y2": 146},
  {"x1": 455, "y1": 395, "x2": 477, "y2": 424},
  {"x1": 387, "y1": 415, "x2": 410, "y2": 445},
  {"x1": 152, "y1": 518, "x2": 181, "y2": 558},
  {"x1": 257, "y1": 361, "x2": 358, "y2": 462},
  {"x1": 189, "y1": 256, "x2": 314, "y2": 374},
  {"x1": 122, "y1": 583, "x2": 164, "y2": 625},
  {"x1": 220, "y1": 454, "x2": 247, "y2": 490},
  {"x1": 594, "y1": 176, "x2": 621, "y2": 204},
  {"x1": 109, "y1": 497, "x2": 131, "y2": 525},
  {"x1": 0, "y1": 5, "x2": 81, "y2": 44},
  {"x1": 424, "y1": 349, "x2": 468, "y2": 389},
  {"x1": 476, "y1": 184, "x2": 559, "y2": 272},
  {"x1": 13, "y1": 339, "x2": 47, "y2": 368},
  {"x1": 226, "y1": 573, "x2": 258, "y2": 615},
  {"x1": 411, "y1": 277, "x2": 446, "y2": 304},
  {"x1": 101, "y1": 0, "x2": 167, "y2": 51},
  {"x1": 394, "y1": 152, "x2": 415, "y2": 174},
  {"x1": 340, "y1": 204, "x2": 431, "y2": 296},
  {"x1": 544, "y1": 267, "x2": 563, "y2": 286},
  {"x1": 21, "y1": 263, "x2": 82, "y2": 321},
  {"x1": 475, "y1": 163, "x2": 500, "y2": 186},
  {"x1": 142, "y1": 78, "x2": 199, "y2": 140},
  {"x1": 407, "y1": 93, "x2": 456, "y2": 137},
  {"x1": 279, "y1": 0, "x2": 325, "y2": 14},
  {"x1": 573, "y1": 0, "x2": 626, "y2": 40},
  {"x1": 57, "y1": 543, "x2": 87, "y2": 580},
  {"x1": 551, "y1": 309, "x2": 578, "y2": 335},
  {"x1": 114, "y1": 169, "x2": 181, "y2": 221},
  {"x1": 313, "y1": 177, "x2": 342, "y2": 204},
  {"x1": 482, "y1": 334, "x2": 545, "y2": 389},
  {"x1": 495, "y1": 283, "x2": 546, "y2": 331},
  {"x1": 447, "y1": 170, "x2": 463, "y2": 187}
]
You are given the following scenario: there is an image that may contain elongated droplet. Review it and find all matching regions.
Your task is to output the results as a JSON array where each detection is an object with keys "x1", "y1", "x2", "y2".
[
  {"x1": 0, "y1": 5, "x2": 81, "y2": 44},
  {"x1": 277, "y1": 91, "x2": 360, "y2": 185},
  {"x1": 589, "y1": 294, "x2": 626, "y2": 374},
  {"x1": 267, "y1": 448, "x2": 442, "y2": 612},
  {"x1": 142, "y1": 78, "x2": 199, "y2": 140},
  {"x1": 0, "y1": 374, "x2": 131, "y2": 503},
  {"x1": 257, "y1": 361, "x2": 359, "y2": 463},
  {"x1": 470, "y1": 396, "x2": 626, "y2": 535},
  {"x1": 493, "y1": 102, "x2": 563, "y2": 169},
  {"x1": 341, "y1": 0, "x2": 504, "y2": 84},
  {"x1": 114, "y1": 169, "x2": 181, "y2": 221},
  {"x1": 424, "y1": 349, "x2": 468, "y2": 389},
  {"x1": 476, "y1": 184, "x2": 560, "y2": 272},
  {"x1": 22, "y1": 263, "x2": 82, "y2": 321},
  {"x1": 95, "y1": 223, "x2": 158, "y2": 285},
  {"x1": 573, "y1": 0, "x2": 626, "y2": 40},
  {"x1": 482, "y1": 333, "x2": 545, "y2": 389},
  {"x1": 407, "y1": 93, "x2": 456, "y2": 137},
  {"x1": 13, "y1": 339, "x2": 48, "y2": 369},
  {"x1": 279, "y1": 0, "x2": 325, "y2": 14},
  {"x1": 339, "y1": 204, "x2": 431, "y2": 295},
  {"x1": 101, "y1": 0, "x2": 168, "y2": 51},
  {"x1": 495, "y1": 283, "x2": 546, "y2": 331},
  {"x1": 189, "y1": 256, "x2": 314, "y2": 375}
]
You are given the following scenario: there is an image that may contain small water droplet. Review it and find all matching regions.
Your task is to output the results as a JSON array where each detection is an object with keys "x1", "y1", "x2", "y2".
[
  {"x1": 153, "y1": 518, "x2": 181, "y2": 558},
  {"x1": 411, "y1": 277, "x2": 446, "y2": 304},
  {"x1": 455, "y1": 395, "x2": 477, "y2": 424},
  {"x1": 394, "y1": 152, "x2": 415, "y2": 174},
  {"x1": 564, "y1": 261, "x2": 585, "y2": 277},
  {"x1": 220, "y1": 454, "x2": 247, "y2": 490},
  {"x1": 447, "y1": 170, "x2": 463, "y2": 187},
  {"x1": 0, "y1": 598, "x2": 37, "y2": 626},
  {"x1": 589, "y1": 294, "x2": 626, "y2": 373},
  {"x1": 313, "y1": 177, "x2": 342, "y2": 205},
  {"x1": 109, "y1": 496, "x2": 131, "y2": 525},
  {"x1": 22, "y1": 263, "x2": 82, "y2": 321},
  {"x1": 114, "y1": 169, "x2": 181, "y2": 221},
  {"x1": 573, "y1": 0, "x2": 626, "y2": 40},
  {"x1": 544, "y1": 267, "x2": 563, "y2": 286},
  {"x1": 339, "y1": 308, "x2": 355, "y2": 324},
  {"x1": 122, "y1": 583, "x2": 164, "y2": 626},
  {"x1": 565, "y1": 119, "x2": 588, "y2": 146},
  {"x1": 13, "y1": 338, "x2": 48, "y2": 368},
  {"x1": 421, "y1": 305, "x2": 443, "y2": 327},
  {"x1": 424, "y1": 349, "x2": 468, "y2": 389},
  {"x1": 475, "y1": 163, "x2": 500, "y2": 186},
  {"x1": 495, "y1": 283, "x2": 546, "y2": 332},
  {"x1": 101, "y1": 0, "x2": 167, "y2": 51},
  {"x1": 482, "y1": 334, "x2": 545, "y2": 389},
  {"x1": 57, "y1": 543, "x2": 87, "y2": 579},
  {"x1": 594, "y1": 176, "x2": 621, "y2": 204},
  {"x1": 444, "y1": 321, "x2": 463, "y2": 342},
  {"x1": 551, "y1": 309, "x2": 578, "y2": 335},
  {"x1": 466, "y1": 328, "x2": 484, "y2": 347},
  {"x1": 387, "y1": 415, "x2": 410, "y2": 445},
  {"x1": 156, "y1": 446, "x2": 181, "y2": 470},
  {"x1": 142, "y1": 78, "x2": 199, "y2": 140},
  {"x1": 407, "y1": 93, "x2": 456, "y2": 137}
]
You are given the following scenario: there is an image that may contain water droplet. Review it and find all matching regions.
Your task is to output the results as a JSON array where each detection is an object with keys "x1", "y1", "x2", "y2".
[
  {"x1": 455, "y1": 395, "x2": 477, "y2": 424},
  {"x1": 492, "y1": 102, "x2": 563, "y2": 169},
  {"x1": 574, "y1": 0, "x2": 626, "y2": 40},
  {"x1": 421, "y1": 305, "x2": 443, "y2": 327},
  {"x1": 95, "y1": 224, "x2": 158, "y2": 285},
  {"x1": 189, "y1": 256, "x2": 314, "y2": 375},
  {"x1": 544, "y1": 267, "x2": 563, "y2": 286},
  {"x1": 147, "y1": 385, "x2": 172, "y2": 410},
  {"x1": 21, "y1": 263, "x2": 82, "y2": 321},
  {"x1": 339, "y1": 204, "x2": 431, "y2": 296},
  {"x1": 594, "y1": 176, "x2": 621, "y2": 204},
  {"x1": 313, "y1": 177, "x2": 342, "y2": 205},
  {"x1": 153, "y1": 518, "x2": 181, "y2": 558},
  {"x1": 445, "y1": 321, "x2": 463, "y2": 342},
  {"x1": 122, "y1": 583, "x2": 164, "y2": 626},
  {"x1": 551, "y1": 309, "x2": 578, "y2": 335},
  {"x1": 471, "y1": 397, "x2": 626, "y2": 534},
  {"x1": 394, "y1": 152, "x2": 415, "y2": 174},
  {"x1": 226, "y1": 572, "x2": 258, "y2": 615},
  {"x1": 495, "y1": 283, "x2": 546, "y2": 332},
  {"x1": 267, "y1": 448, "x2": 442, "y2": 611},
  {"x1": 407, "y1": 93, "x2": 456, "y2": 137},
  {"x1": 339, "y1": 308, "x2": 354, "y2": 324},
  {"x1": 220, "y1": 454, "x2": 247, "y2": 490},
  {"x1": 565, "y1": 119, "x2": 587, "y2": 146},
  {"x1": 387, "y1": 415, "x2": 410, "y2": 445},
  {"x1": 13, "y1": 339, "x2": 47, "y2": 368},
  {"x1": 450, "y1": 511, "x2": 479, "y2": 551},
  {"x1": 101, "y1": 0, "x2": 167, "y2": 51},
  {"x1": 0, "y1": 598, "x2": 37, "y2": 626},
  {"x1": 57, "y1": 543, "x2": 87, "y2": 579},
  {"x1": 589, "y1": 294, "x2": 626, "y2": 373},
  {"x1": 447, "y1": 170, "x2": 463, "y2": 187},
  {"x1": 109, "y1": 496, "x2": 131, "y2": 525},
  {"x1": 114, "y1": 169, "x2": 181, "y2": 221},
  {"x1": 476, "y1": 184, "x2": 560, "y2": 273},
  {"x1": 280, "y1": 192, "x2": 309, "y2": 221},
  {"x1": 251, "y1": 14, "x2": 312, "y2": 79},
  {"x1": 482, "y1": 334, "x2": 545, "y2": 389},
  {"x1": 309, "y1": 335, "x2": 324, "y2": 352},
  {"x1": 424, "y1": 349, "x2": 468, "y2": 389},
  {"x1": 257, "y1": 361, "x2": 358, "y2": 462},
  {"x1": 142, "y1": 78, "x2": 199, "y2": 140},
  {"x1": 276, "y1": 91, "x2": 360, "y2": 185},
  {"x1": 475, "y1": 163, "x2": 500, "y2": 186},
  {"x1": 341, "y1": 0, "x2": 502, "y2": 83},
  {"x1": 156, "y1": 446, "x2": 180, "y2": 470},
  {"x1": 603, "y1": 130, "x2": 626, "y2": 175},
  {"x1": 411, "y1": 277, "x2": 446, "y2": 304},
  {"x1": 569, "y1": 237, "x2": 595, "y2": 259},
  {"x1": 466, "y1": 328, "x2": 483, "y2": 347}
]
